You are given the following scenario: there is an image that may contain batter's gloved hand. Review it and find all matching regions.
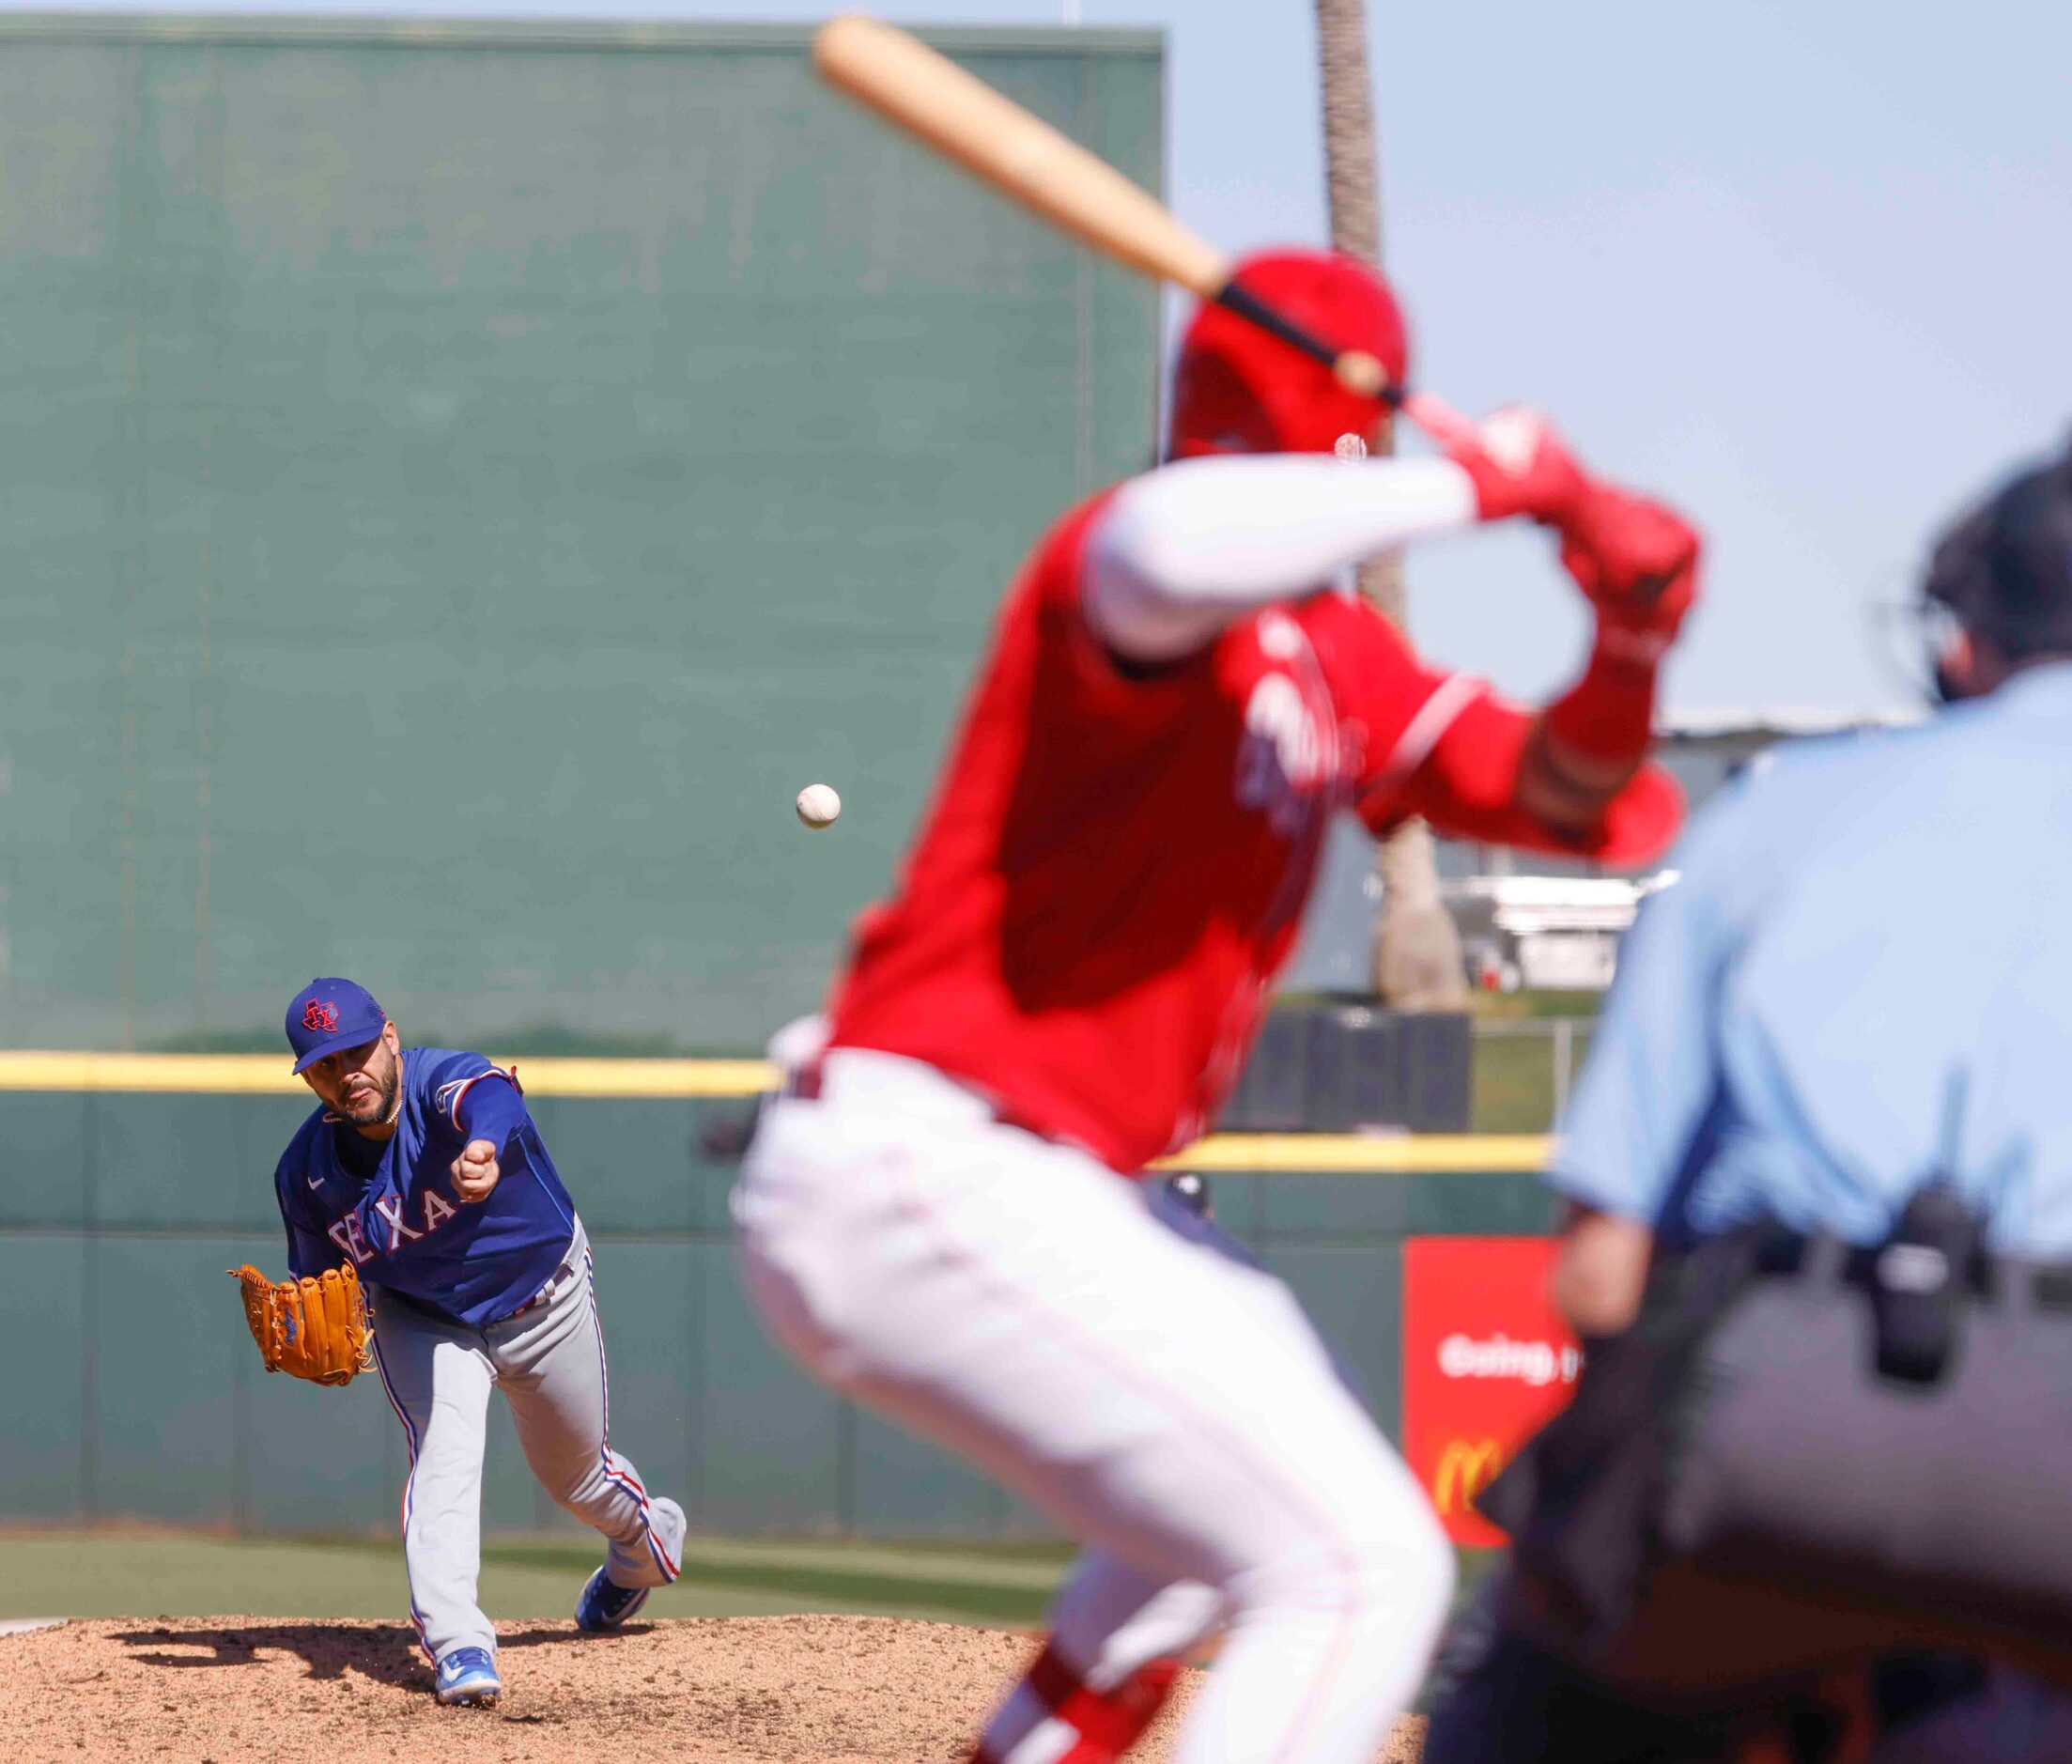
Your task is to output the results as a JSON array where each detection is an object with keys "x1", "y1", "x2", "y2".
[
  {"x1": 1559, "y1": 484, "x2": 1703, "y2": 659},
  {"x1": 1438, "y1": 406, "x2": 1590, "y2": 527},
  {"x1": 227, "y1": 1261, "x2": 373, "y2": 1386},
  {"x1": 451, "y1": 1137, "x2": 501, "y2": 1203}
]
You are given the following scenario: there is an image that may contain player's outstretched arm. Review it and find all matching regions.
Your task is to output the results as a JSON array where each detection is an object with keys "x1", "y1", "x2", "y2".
[
  {"x1": 444, "y1": 1063, "x2": 524, "y2": 1204},
  {"x1": 452, "y1": 1138, "x2": 502, "y2": 1203},
  {"x1": 1082, "y1": 454, "x2": 1478, "y2": 663},
  {"x1": 1082, "y1": 407, "x2": 1611, "y2": 665}
]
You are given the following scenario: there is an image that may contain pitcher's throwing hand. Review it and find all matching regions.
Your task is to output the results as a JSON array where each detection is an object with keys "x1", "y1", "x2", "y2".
[{"x1": 450, "y1": 1138, "x2": 501, "y2": 1202}]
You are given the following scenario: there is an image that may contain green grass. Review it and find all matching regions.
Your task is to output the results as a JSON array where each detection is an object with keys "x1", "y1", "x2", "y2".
[
  {"x1": 1467, "y1": 990, "x2": 1601, "y2": 1023},
  {"x1": 0, "y1": 1531, "x2": 1074, "y2": 1628},
  {"x1": 0, "y1": 1531, "x2": 1497, "y2": 1633},
  {"x1": 1471, "y1": 1027, "x2": 1594, "y2": 1133}
]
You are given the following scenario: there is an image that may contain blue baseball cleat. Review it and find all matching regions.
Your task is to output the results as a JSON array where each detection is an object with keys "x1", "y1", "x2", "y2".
[
  {"x1": 434, "y1": 1646, "x2": 503, "y2": 1708},
  {"x1": 575, "y1": 1566, "x2": 650, "y2": 1632}
]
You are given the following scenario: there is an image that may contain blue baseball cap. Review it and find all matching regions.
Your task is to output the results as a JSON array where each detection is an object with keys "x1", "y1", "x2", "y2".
[{"x1": 286, "y1": 977, "x2": 389, "y2": 1074}]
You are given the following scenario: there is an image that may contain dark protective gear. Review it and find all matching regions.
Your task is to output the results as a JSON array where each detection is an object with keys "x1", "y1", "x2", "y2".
[{"x1": 1924, "y1": 439, "x2": 2072, "y2": 693}]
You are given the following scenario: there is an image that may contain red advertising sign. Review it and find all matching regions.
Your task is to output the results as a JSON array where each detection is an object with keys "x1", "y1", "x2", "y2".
[{"x1": 1401, "y1": 1236, "x2": 1581, "y2": 1546}]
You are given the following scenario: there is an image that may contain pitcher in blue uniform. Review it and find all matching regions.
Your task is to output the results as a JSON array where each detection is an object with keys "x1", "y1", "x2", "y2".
[{"x1": 274, "y1": 977, "x2": 686, "y2": 1709}]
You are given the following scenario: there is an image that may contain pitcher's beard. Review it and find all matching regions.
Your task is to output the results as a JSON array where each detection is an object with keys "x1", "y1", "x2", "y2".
[{"x1": 344, "y1": 1066, "x2": 401, "y2": 1125}]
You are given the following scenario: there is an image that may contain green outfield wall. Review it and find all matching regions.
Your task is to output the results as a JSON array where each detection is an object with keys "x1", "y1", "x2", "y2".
[
  {"x1": 0, "y1": 1066, "x2": 1555, "y2": 1538},
  {"x1": 0, "y1": 15, "x2": 1164, "y2": 1052}
]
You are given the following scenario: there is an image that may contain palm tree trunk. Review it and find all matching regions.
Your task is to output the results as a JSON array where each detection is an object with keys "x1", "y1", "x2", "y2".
[{"x1": 1315, "y1": 0, "x2": 1467, "y2": 1010}]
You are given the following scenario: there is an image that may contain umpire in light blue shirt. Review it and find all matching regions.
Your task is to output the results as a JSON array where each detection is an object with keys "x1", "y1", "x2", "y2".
[
  {"x1": 1423, "y1": 437, "x2": 2072, "y2": 1764},
  {"x1": 1558, "y1": 517, "x2": 2072, "y2": 1273}
]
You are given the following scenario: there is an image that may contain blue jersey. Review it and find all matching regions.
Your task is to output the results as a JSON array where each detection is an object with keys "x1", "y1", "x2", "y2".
[
  {"x1": 275, "y1": 1046, "x2": 579, "y2": 1328},
  {"x1": 1555, "y1": 663, "x2": 2072, "y2": 1259}
]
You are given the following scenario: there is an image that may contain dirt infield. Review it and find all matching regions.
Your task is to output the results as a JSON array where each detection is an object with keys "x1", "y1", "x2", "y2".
[{"x1": 0, "y1": 1614, "x2": 1427, "y2": 1762}]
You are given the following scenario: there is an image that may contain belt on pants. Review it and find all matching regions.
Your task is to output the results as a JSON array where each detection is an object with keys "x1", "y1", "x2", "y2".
[
  {"x1": 1753, "y1": 1231, "x2": 2072, "y2": 1312},
  {"x1": 498, "y1": 1241, "x2": 582, "y2": 1324}
]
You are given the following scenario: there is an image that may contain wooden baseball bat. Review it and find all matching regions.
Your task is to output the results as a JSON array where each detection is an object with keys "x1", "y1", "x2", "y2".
[{"x1": 814, "y1": 13, "x2": 1435, "y2": 414}]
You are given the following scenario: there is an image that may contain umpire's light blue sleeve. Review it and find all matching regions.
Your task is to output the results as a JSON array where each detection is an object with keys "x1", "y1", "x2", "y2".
[{"x1": 1549, "y1": 786, "x2": 1749, "y2": 1230}]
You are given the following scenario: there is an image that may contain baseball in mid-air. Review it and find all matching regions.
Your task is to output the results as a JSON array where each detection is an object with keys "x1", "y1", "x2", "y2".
[{"x1": 796, "y1": 782, "x2": 842, "y2": 828}]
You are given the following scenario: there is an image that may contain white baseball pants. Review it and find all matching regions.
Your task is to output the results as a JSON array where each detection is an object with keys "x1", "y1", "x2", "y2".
[
  {"x1": 366, "y1": 1218, "x2": 686, "y2": 1661},
  {"x1": 734, "y1": 1050, "x2": 1452, "y2": 1764}
]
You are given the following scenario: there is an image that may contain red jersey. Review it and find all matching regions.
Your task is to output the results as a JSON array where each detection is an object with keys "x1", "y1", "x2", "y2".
[{"x1": 827, "y1": 489, "x2": 1676, "y2": 1172}]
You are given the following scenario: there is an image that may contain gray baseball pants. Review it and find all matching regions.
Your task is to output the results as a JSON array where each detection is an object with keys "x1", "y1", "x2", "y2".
[{"x1": 365, "y1": 1218, "x2": 685, "y2": 1661}]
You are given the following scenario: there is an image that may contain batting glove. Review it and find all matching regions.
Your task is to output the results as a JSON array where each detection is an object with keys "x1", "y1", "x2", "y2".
[
  {"x1": 1440, "y1": 406, "x2": 1591, "y2": 527},
  {"x1": 1559, "y1": 484, "x2": 1703, "y2": 659}
]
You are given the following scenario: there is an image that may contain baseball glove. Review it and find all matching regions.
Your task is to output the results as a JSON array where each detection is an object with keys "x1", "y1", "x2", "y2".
[{"x1": 227, "y1": 1261, "x2": 374, "y2": 1386}]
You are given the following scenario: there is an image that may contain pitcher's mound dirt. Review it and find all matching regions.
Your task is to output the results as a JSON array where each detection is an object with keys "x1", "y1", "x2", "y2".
[{"x1": 1, "y1": 1614, "x2": 1426, "y2": 1763}]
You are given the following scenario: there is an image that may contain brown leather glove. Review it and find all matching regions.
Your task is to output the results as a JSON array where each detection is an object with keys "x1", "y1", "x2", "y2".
[{"x1": 228, "y1": 1261, "x2": 374, "y2": 1386}]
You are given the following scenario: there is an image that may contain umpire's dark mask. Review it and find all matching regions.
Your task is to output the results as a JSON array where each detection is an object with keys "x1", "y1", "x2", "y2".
[{"x1": 1921, "y1": 439, "x2": 2072, "y2": 704}]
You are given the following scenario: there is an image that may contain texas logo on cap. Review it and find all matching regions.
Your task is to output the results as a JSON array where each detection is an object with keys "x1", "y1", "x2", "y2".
[{"x1": 285, "y1": 978, "x2": 387, "y2": 1074}]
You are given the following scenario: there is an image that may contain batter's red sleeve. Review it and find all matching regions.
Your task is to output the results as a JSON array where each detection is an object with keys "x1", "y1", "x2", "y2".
[
  {"x1": 1307, "y1": 593, "x2": 1471, "y2": 790},
  {"x1": 1382, "y1": 691, "x2": 1685, "y2": 868}
]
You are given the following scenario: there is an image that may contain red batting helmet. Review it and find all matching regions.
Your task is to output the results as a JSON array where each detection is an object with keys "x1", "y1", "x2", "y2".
[{"x1": 1167, "y1": 249, "x2": 1410, "y2": 459}]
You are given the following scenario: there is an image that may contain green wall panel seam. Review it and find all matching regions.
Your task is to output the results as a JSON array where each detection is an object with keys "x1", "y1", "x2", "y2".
[{"x1": 80, "y1": 1235, "x2": 100, "y2": 1522}]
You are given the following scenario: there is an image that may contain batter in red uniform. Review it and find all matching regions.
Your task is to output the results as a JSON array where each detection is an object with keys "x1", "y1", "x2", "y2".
[{"x1": 734, "y1": 251, "x2": 1701, "y2": 1764}]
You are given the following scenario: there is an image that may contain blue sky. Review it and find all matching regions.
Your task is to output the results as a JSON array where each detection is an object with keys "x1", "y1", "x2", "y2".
[{"x1": 48, "y1": 0, "x2": 2072, "y2": 714}]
